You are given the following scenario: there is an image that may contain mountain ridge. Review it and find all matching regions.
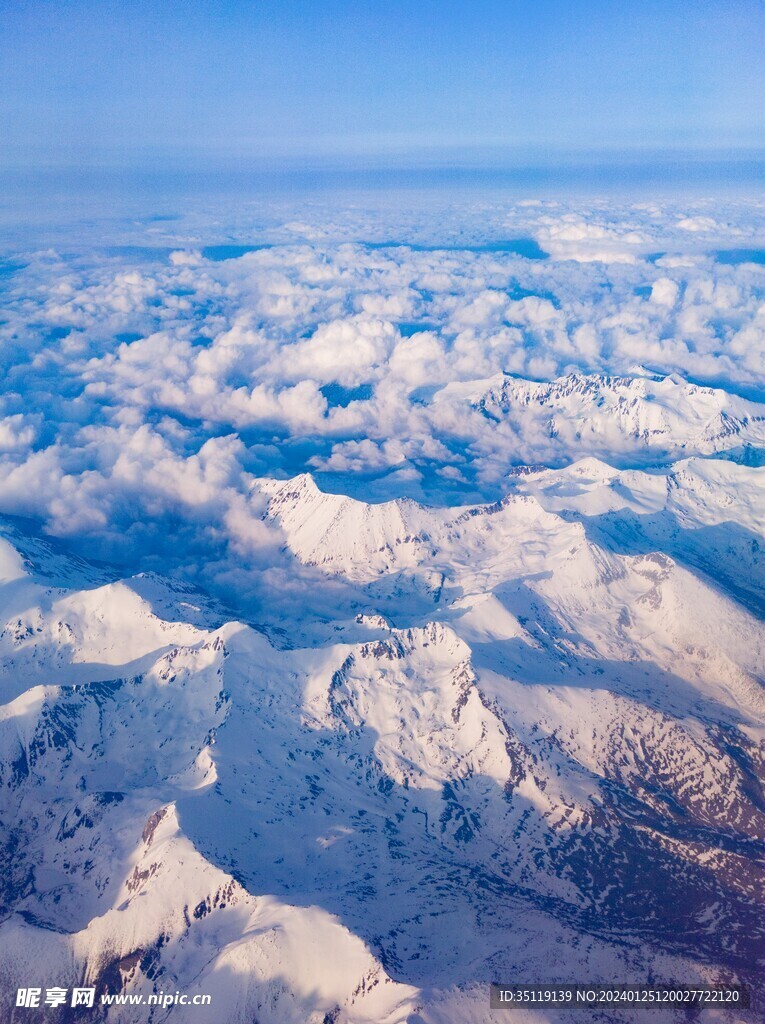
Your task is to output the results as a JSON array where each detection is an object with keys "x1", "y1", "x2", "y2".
[{"x1": 0, "y1": 449, "x2": 763, "y2": 1020}]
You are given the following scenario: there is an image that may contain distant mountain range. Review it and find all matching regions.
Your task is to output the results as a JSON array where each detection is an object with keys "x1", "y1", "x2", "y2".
[{"x1": 431, "y1": 371, "x2": 765, "y2": 466}]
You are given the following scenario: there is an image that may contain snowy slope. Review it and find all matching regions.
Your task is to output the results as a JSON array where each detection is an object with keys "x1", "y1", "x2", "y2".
[
  {"x1": 432, "y1": 372, "x2": 765, "y2": 463},
  {"x1": 0, "y1": 456, "x2": 764, "y2": 1022}
]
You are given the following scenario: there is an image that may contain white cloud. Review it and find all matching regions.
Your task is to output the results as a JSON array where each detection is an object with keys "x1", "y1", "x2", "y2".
[
  {"x1": 676, "y1": 216, "x2": 719, "y2": 232},
  {"x1": 0, "y1": 414, "x2": 38, "y2": 453},
  {"x1": 650, "y1": 278, "x2": 679, "y2": 307},
  {"x1": 269, "y1": 317, "x2": 398, "y2": 387},
  {"x1": 535, "y1": 215, "x2": 648, "y2": 263}
]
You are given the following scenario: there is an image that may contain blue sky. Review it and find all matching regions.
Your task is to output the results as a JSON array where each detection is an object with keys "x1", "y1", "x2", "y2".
[{"x1": 1, "y1": 0, "x2": 763, "y2": 170}]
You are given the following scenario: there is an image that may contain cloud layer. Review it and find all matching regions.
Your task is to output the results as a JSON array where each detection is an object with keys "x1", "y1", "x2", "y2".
[{"x1": 0, "y1": 193, "x2": 764, "y2": 607}]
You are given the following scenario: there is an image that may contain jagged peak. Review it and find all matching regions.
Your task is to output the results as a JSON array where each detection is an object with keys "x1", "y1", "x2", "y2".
[
  {"x1": 438, "y1": 368, "x2": 761, "y2": 408},
  {"x1": 257, "y1": 471, "x2": 321, "y2": 499}
]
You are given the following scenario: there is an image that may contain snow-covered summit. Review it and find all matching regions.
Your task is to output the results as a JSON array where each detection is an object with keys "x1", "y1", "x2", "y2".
[{"x1": 434, "y1": 370, "x2": 765, "y2": 462}]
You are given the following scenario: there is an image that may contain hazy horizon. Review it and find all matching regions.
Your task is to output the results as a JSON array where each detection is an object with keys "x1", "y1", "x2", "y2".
[{"x1": 2, "y1": 0, "x2": 763, "y2": 171}]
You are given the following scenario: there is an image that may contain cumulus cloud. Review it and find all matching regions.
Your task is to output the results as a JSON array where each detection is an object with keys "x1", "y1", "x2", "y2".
[
  {"x1": 676, "y1": 216, "x2": 719, "y2": 233},
  {"x1": 535, "y1": 215, "x2": 649, "y2": 263},
  {"x1": 269, "y1": 317, "x2": 398, "y2": 387},
  {"x1": 0, "y1": 414, "x2": 39, "y2": 452},
  {"x1": 650, "y1": 278, "x2": 679, "y2": 307}
]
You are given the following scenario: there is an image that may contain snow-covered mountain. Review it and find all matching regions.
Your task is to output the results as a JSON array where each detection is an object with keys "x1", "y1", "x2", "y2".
[
  {"x1": 1, "y1": 451, "x2": 763, "y2": 1022},
  {"x1": 432, "y1": 372, "x2": 765, "y2": 464}
]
